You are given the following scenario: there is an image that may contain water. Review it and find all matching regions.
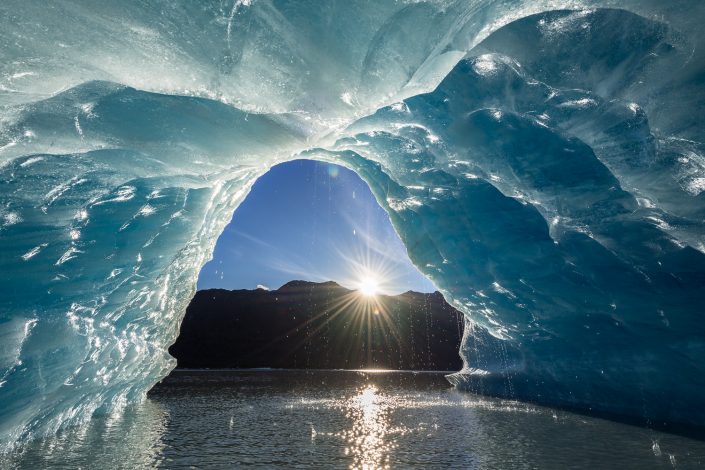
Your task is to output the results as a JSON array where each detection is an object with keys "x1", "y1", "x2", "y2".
[{"x1": 3, "y1": 370, "x2": 704, "y2": 469}]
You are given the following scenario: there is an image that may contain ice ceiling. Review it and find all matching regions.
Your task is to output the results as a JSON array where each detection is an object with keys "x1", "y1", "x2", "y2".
[{"x1": 1, "y1": 0, "x2": 705, "y2": 448}]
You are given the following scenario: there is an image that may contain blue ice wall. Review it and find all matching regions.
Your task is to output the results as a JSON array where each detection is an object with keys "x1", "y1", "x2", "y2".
[
  {"x1": 1, "y1": 0, "x2": 704, "y2": 448},
  {"x1": 340, "y1": 8, "x2": 705, "y2": 426}
]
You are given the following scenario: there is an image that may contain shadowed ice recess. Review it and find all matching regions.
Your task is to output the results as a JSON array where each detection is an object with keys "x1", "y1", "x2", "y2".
[{"x1": 1, "y1": 0, "x2": 705, "y2": 449}]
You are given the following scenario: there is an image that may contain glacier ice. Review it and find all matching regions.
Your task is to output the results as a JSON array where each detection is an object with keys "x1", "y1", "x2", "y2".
[{"x1": 2, "y1": 0, "x2": 705, "y2": 449}]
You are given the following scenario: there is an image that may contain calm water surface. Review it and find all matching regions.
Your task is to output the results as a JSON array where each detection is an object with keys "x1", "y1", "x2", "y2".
[{"x1": 4, "y1": 370, "x2": 705, "y2": 469}]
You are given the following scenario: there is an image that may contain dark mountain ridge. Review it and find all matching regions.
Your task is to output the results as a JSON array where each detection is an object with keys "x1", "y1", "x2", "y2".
[{"x1": 170, "y1": 280, "x2": 465, "y2": 370}]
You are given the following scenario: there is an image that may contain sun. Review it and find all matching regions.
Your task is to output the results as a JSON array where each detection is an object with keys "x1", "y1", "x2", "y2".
[{"x1": 358, "y1": 276, "x2": 379, "y2": 297}]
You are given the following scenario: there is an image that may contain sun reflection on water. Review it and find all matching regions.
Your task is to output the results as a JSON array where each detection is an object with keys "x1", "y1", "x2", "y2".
[
  {"x1": 342, "y1": 385, "x2": 394, "y2": 470},
  {"x1": 11, "y1": 371, "x2": 705, "y2": 468}
]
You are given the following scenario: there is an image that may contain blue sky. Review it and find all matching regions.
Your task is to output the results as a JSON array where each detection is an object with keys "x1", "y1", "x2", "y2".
[{"x1": 197, "y1": 159, "x2": 435, "y2": 294}]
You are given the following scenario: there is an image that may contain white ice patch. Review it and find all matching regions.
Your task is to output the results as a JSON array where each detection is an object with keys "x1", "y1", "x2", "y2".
[
  {"x1": 21, "y1": 244, "x2": 48, "y2": 261},
  {"x1": 340, "y1": 91, "x2": 355, "y2": 106},
  {"x1": 2, "y1": 212, "x2": 21, "y2": 227},
  {"x1": 472, "y1": 54, "x2": 499, "y2": 76},
  {"x1": 685, "y1": 177, "x2": 705, "y2": 196},
  {"x1": 557, "y1": 98, "x2": 597, "y2": 108},
  {"x1": 20, "y1": 156, "x2": 43, "y2": 167}
]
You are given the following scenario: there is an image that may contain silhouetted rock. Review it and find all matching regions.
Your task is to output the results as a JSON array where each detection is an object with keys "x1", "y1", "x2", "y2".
[{"x1": 170, "y1": 281, "x2": 464, "y2": 370}]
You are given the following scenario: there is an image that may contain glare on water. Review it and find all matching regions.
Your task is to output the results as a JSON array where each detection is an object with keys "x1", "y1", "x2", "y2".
[
  {"x1": 343, "y1": 385, "x2": 391, "y2": 469},
  {"x1": 4, "y1": 370, "x2": 705, "y2": 469}
]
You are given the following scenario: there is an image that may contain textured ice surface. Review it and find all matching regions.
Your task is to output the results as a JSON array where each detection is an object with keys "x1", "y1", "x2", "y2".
[{"x1": 1, "y1": 0, "x2": 705, "y2": 449}]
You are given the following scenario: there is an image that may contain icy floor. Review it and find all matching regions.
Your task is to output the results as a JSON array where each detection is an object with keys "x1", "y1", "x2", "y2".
[{"x1": 3, "y1": 370, "x2": 704, "y2": 469}]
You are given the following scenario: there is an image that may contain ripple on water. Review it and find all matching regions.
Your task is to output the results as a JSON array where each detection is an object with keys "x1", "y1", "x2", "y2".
[{"x1": 3, "y1": 370, "x2": 704, "y2": 469}]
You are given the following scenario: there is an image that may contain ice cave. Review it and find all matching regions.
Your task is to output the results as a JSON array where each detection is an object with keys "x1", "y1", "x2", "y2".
[{"x1": 1, "y1": 0, "x2": 705, "y2": 451}]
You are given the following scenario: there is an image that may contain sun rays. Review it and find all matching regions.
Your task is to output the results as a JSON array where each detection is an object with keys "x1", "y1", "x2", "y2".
[
  {"x1": 237, "y1": 217, "x2": 429, "y2": 368},
  {"x1": 248, "y1": 275, "x2": 405, "y2": 369}
]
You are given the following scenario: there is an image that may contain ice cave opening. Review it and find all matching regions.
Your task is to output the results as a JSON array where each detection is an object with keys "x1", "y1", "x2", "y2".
[
  {"x1": 166, "y1": 159, "x2": 466, "y2": 371},
  {"x1": 2, "y1": 0, "x2": 705, "y2": 451}
]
